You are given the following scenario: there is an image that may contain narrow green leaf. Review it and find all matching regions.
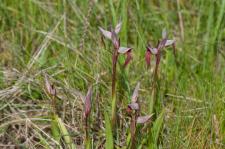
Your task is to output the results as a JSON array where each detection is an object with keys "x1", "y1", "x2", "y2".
[
  {"x1": 51, "y1": 116, "x2": 61, "y2": 144},
  {"x1": 149, "y1": 110, "x2": 165, "y2": 148},
  {"x1": 126, "y1": 132, "x2": 131, "y2": 147},
  {"x1": 35, "y1": 131, "x2": 51, "y2": 149},
  {"x1": 104, "y1": 111, "x2": 114, "y2": 149},
  {"x1": 54, "y1": 115, "x2": 76, "y2": 149},
  {"x1": 153, "y1": 110, "x2": 165, "y2": 142},
  {"x1": 109, "y1": 0, "x2": 117, "y2": 25}
]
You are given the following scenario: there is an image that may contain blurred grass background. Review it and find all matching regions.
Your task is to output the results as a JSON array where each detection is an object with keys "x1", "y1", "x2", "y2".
[{"x1": 0, "y1": 0, "x2": 224, "y2": 148}]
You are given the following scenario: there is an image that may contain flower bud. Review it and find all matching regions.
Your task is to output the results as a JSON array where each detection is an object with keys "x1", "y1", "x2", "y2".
[
  {"x1": 84, "y1": 87, "x2": 92, "y2": 118},
  {"x1": 45, "y1": 75, "x2": 56, "y2": 97}
]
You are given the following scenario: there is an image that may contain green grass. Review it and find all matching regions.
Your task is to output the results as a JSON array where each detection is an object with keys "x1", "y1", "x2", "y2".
[{"x1": 0, "y1": 0, "x2": 224, "y2": 148}]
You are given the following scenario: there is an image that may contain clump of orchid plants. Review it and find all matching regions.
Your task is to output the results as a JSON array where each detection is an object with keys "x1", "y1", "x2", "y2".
[
  {"x1": 145, "y1": 29, "x2": 176, "y2": 78},
  {"x1": 99, "y1": 21, "x2": 132, "y2": 127},
  {"x1": 127, "y1": 82, "x2": 153, "y2": 148},
  {"x1": 83, "y1": 86, "x2": 92, "y2": 148}
]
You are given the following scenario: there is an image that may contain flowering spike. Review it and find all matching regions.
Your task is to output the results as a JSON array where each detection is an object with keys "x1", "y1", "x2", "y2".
[
  {"x1": 136, "y1": 115, "x2": 153, "y2": 124},
  {"x1": 131, "y1": 82, "x2": 140, "y2": 103},
  {"x1": 84, "y1": 86, "x2": 92, "y2": 118},
  {"x1": 99, "y1": 27, "x2": 112, "y2": 39}
]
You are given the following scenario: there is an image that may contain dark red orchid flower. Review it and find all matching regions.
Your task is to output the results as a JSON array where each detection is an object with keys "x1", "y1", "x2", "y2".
[
  {"x1": 145, "y1": 29, "x2": 175, "y2": 69},
  {"x1": 145, "y1": 44, "x2": 158, "y2": 67},
  {"x1": 99, "y1": 22, "x2": 132, "y2": 67},
  {"x1": 118, "y1": 47, "x2": 132, "y2": 67},
  {"x1": 124, "y1": 50, "x2": 132, "y2": 67}
]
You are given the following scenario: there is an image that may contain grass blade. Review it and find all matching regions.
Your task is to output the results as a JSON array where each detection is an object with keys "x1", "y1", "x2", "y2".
[
  {"x1": 104, "y1": 111, "x2": 114, "y2": 149},
  {"x1": 54, "y1": 115, "x2": 76, "y2": 149},
  {"x1": 149, "y1": 110, "x2": 165, "y2": 148}
]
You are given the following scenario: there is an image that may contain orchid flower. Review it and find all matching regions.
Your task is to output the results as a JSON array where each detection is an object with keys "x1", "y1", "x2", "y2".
[
  {"x1": 126, "y1": 82, "x2": 153, "y2": 148},
  {"x1": 145, "y1": 29, "x2": 175, "y2": 70},
  {"x1": 127, "y1": 82, "x2": 152, "y2": 124},
  {"x1": 99, "y1": 22, "x2": 132, "y2": 67}
]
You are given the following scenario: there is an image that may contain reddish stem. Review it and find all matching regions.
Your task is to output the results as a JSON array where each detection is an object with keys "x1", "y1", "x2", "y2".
[
  {"x1": 111, "y1": 48, "x2": 119, "y2": 127},
  {"x1": 130, "y1": 114, "x2": 137, "y2": 149},
  {"x1": 154, "y1": 52, "x2": 161, "y2": 79}
]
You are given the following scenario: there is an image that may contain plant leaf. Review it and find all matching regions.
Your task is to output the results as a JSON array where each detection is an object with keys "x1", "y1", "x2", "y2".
[
  {"x1": 151, "y1": 110, "x2": 165, "y2": 146},
  {"x1": 136, "y1": 115, "x2": 153, "y2": 124},
  {"x1": 131, "y1": 82, "x2": 140, "y2": 103},
  {"x1": 55, "y1": 115, "x2": 76, "y2": 149},
  {"x1": 99, "y1": 27, "x2": 112, "y2": 39},
  {"x1": 104, "y1": 111, "x2": 114, "y2": 149},
  {"x1": 51, "y1": 116, "x2": 61, "y2": 144},
  {"x1": 118, "y1": 47, "x2": 131, "y2": 54}
]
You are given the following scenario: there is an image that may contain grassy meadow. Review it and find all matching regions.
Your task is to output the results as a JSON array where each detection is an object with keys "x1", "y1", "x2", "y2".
[{"x1": 0, "y1": 0, "x2": 225, "y2": 148}]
